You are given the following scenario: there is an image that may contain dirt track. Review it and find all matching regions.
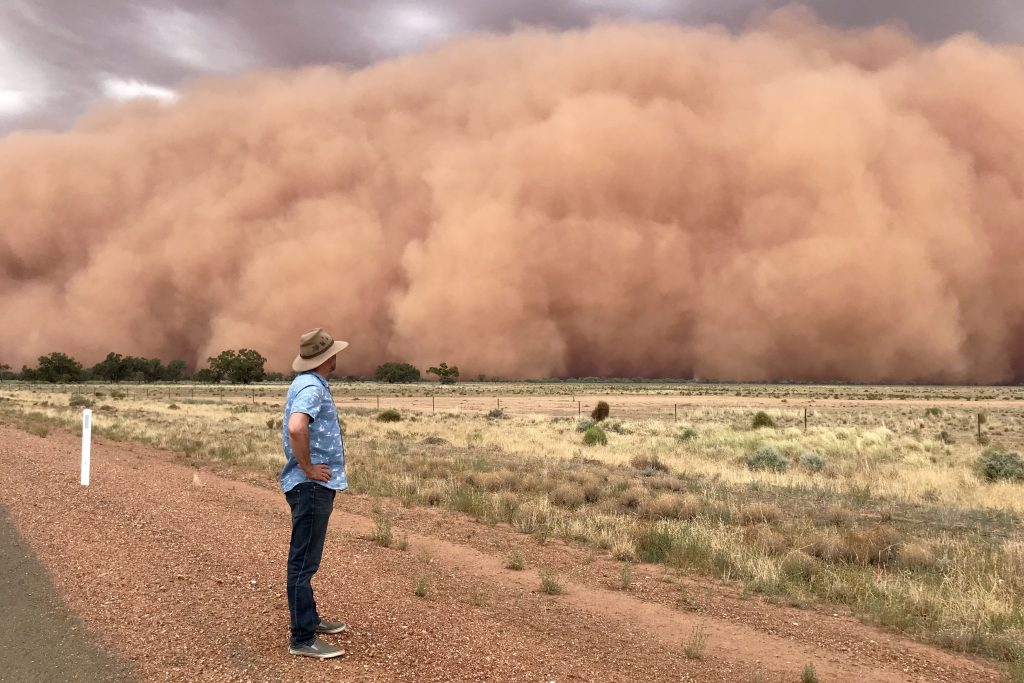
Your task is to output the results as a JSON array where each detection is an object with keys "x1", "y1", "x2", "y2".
[{"x1": 0, "y1": 423, "x2": 1004, "y2": 682}]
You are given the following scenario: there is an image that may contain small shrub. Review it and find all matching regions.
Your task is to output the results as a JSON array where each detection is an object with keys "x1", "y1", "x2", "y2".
[
  {"x1": 781, "y1": 551, "x2": 819, "y2": 581},
  {"x1": 925, "y1": 407, "x2": 942, "y2": 417},
  {"x1": 167, "y1": 403, "x2": 180, "y2": 410},
  {"x1": 487, "y1": 408, "x2": 505, "y2": 419},
  {"x1": 372, "y1": 514, "x2": 393, "y2": 547},
  {"x1": 642, "y1": 494, "x2": 683, "y2": 520},
  {"x1": 845, "y1": 525, "x2": 901, "y2": 565},
  {"x1": 620, "y1": 561, "x2": 633, "y2": 590},
  {"x1": 420, "y1": 435, "x2": 449, "y2": 446},
  {"x1": 801, "y1": 663, "x2": 820, "y2": 683},
  {"x1": 377, "y1": 408, "x2": 402, "y2": 423},
  {"x1": 25, "y1": 420, "x2": 50, "y2": 438},
  {"x1": 630, "y1": 453, "x2": 669, "y2": 473},
  {"x1": 823, "y1": 504, "x2": 854, "y2": 528},
  {"x1": 413, "y1": 575, "x2": 430, "y2": 597},
  {"x1": 583, "y1": 425, "x2": 607, "y2": 446},
  {"x1": 591, "y1": 401, "x2": 610, "y2": 422},
  {"x1": 799, "y1": 452, "x2": 826, "y2": 472},
  {"x1": 397, "y1": 535, "x2": 409, "y2": 551},
  {"x1": 68, "y1": 394, "x2": 95, "y2": 409},
  {"x1": 743, "y1": 526, "x2": 788, "y2": 556},
  {"x1": 977, "y1": 450, "x2": 1024, "y2": 482},
  {"x1": 676, "y1": 427, "x2": 698, "y2": 442},
  {"x1": 751, "y1": 411, "x2": 776, "y2": 429},
  {"x1": 549, "y1": 483, "x2": 586, "y2": 508},
  {"x1": 683, "y1": 624, "x2": 708, "y2": 659},
  {"x1": 745, "y1": 447, "x2": 788, "y2": 473},
  {"x1": 897, "y1": 541, "x2": 936, "y2": 570},
  {"x1": 805, "y1": 532, "x2": 856, "y2": 563},
  {"x1": 617, "y1": 486, "x2": 647, "y2": 510},
  {"x1": 738, "y1": 502, "x2": 783, "y2": 525},
  {"x1": 575, "y1": 418, "x2": 595, "y2": 433},
  {"x1": 610, "y1": 536, "x2": 637, "y2": 562},
  {"x1": 110, "y1": 390, "x2": 126, "y2": 400},
  {"x1": 938, "y1": 430, "x2": 954, "y2": 445},
  {"x1": 506, "y1": 551, "x2": 525, "y2": 571},
  {"x1": 539, "y1": 569, "x2": 563, "y2": 595}
]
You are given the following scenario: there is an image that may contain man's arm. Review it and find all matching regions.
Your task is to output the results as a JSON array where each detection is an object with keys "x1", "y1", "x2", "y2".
[{"x1": 287, "y1": 412, "x2": 330, "y2": 482}]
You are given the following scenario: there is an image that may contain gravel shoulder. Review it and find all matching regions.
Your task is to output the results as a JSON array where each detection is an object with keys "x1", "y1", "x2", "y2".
[
  {"x1": 0, "y1": 503, "x2": 137, "y2": 683},
  {"x1": 0, "y1": 423, "x2": 1003, "y2": 682}
]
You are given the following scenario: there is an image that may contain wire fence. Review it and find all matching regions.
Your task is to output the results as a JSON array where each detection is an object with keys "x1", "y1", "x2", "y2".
[{"x1": 5, "y1": 382, "x2": 1020, "y2": 439}]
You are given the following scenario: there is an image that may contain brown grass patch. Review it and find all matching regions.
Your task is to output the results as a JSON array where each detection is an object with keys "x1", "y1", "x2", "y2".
[
  {"x1": 743, "y1": 526, "x2": 789, "y2": 556},
  {"x1": 823, "y1": 504, "x2": 854, "y2": 527},
  {"x1": 804, "y1": 532, "x2": 856, "y2": 563},
  {"x1": 630, "y1": 453, "x2": 669, "y2": 473},
  {"x1": 897, "y1": 541, "x2": 937, "y2": 570},
  {"x1": 738, "y1": 502, "x2": 783, "y2": 526},
  {"x1": 549, "y1": 483, "x2": 586, "y2": 508},
  {"x1": 845, "y1": 525, "x2": 902, "y2": 566}
]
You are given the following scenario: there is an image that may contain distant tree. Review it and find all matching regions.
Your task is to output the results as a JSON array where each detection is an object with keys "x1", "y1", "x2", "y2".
[
  {"x1": 228, "y1": 349, "x2": 266, "y2": 384},
  {"x1": 120, "y1": 356, "x2": 165, "y2": 383},
  {"x1": 205, "y1": 349, "x2": 266, "y2": 384},
  {"x1": 427, "y1": 362, "x2": 460, "y2": 385},
  {"x1": 375, "y1": 362, "x2": 421, "y2": 383},
  {"x1": 164, "y1": 360, "x2": 187, "y2": 382},
  {"x1": 91, "y1": 352, "x2": 130, "y2": 383},
  {"x1": 36, "y1": 352, "x2": 84, "y2": 383},
  {"x1": 193, "y1": 368, "x2": 216, "y2": 383},
  {"x1": 0, "y1": 362, "x2": 11, "y2": 379},
  {"x1": 19, "y1": 365, "x2": 38, "y2": 381}
]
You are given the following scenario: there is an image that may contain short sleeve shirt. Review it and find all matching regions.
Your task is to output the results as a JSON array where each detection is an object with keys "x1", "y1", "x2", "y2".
[{"x1": 280, "y1": 371, "x2": 347, "y2": 493}]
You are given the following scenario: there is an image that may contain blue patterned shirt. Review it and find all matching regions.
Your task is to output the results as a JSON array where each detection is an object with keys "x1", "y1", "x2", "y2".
[{"x1": 280, "y1": 371, "x2": 348, "y2": 493}]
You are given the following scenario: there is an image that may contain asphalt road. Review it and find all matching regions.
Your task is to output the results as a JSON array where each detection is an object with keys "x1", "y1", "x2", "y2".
[{"x1": 0, "y1": 503, "x2": 136, "y2": 683}]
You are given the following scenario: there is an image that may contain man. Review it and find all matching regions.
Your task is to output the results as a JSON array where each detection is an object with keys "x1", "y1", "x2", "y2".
[{"x1": 281, "y1": 327, "x2": 350, "y2": 659}]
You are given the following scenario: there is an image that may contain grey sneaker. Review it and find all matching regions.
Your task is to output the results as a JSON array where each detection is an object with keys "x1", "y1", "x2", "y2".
[
  {"x1": 288, "y1": 637, "x2": 346, "y2": 659},
  {"x1": 316, "y1": 619, "x2": 348, "y2": 634}
]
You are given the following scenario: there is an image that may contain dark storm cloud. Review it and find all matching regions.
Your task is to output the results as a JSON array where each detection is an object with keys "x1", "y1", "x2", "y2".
[{"x1": 1, "y1": 1, "x2": 1022, "y2": 133}]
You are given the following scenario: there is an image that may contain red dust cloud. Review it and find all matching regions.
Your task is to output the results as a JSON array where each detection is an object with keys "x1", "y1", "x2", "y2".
[{"x1": 2, "y1": 9, "x2": 1024, "y2": 382}]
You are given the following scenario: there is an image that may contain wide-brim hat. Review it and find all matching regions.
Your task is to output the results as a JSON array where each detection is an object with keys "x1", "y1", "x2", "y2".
[{"x1": 292, "y1": 327, "x2": 349, "y2": 372}]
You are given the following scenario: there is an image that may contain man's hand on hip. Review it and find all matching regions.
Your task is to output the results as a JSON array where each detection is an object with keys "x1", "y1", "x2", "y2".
[{"x1": 303, "y1": 464, "x2": 331, "y2": 482}]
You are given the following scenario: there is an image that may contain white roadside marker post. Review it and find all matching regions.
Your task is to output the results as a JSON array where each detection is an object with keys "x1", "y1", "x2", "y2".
[{"x1": 81, "y1": 409, "x2": 92, "y2": 486}]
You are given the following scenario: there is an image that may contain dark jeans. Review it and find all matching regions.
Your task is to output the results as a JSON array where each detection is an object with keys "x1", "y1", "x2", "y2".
[{"x1": 285, "y1": 482, "x2": 335, "y2": 647}]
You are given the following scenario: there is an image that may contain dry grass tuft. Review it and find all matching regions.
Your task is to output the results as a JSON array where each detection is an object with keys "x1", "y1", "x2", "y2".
[
  {"x1": 845, "y1": 525, "x2": 902, "y2": 566},
  {"x1": 823, "y1": 503, "x2": 854, "y2": 527},
  {"x1": 738, "y1": 502, "x2": 783, "y2": 526},
  {"x1": 897, "y1": 541, "x2": 937, "y2": 570},
  {"x1": 743, "y1": 526, "x2": 789, "y2": 556},
  {"x1": 549, "y1": 483, "x2": 586, "y2": 508}
]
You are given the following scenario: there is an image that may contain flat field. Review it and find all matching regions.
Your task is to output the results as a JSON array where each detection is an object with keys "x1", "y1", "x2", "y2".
[{"x1": 2, "y1": 380, "x2": 1023, "y2": 680}]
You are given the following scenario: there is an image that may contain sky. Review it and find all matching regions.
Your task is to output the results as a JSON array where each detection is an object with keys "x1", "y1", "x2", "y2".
[{"x1": 1, "y1": 0, "x2": 1022, "y2": 136}]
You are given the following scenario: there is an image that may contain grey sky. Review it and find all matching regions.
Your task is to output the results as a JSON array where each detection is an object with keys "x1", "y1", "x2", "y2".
[{"x1": 1, "y1": 0, "x2": 1021, "y2": 135}]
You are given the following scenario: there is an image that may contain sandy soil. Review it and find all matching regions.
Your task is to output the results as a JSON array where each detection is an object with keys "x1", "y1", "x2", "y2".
[{"x1": 0, "y1": 423, "x2": 1003, "y2": 682}]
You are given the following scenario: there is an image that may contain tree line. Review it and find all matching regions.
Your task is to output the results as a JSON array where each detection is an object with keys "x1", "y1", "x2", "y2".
[
  {"x1": 0, "y1": 354, "x2": 462, "y2": 385},
  {"x1": 0, "y1": 350, "x2": 269, "y2": 384}
]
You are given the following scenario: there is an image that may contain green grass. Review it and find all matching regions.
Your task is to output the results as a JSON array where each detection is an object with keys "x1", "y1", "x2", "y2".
[
  {"x1": 539, "y1": 569, "x2": 563, "y2": 595},
  {"x1": 620, "y1": 561, "x2": 633, "y2": 590},
  {"x1": 372, "y1": 514, "x2": 393, "y2": 548},
  {"x1": 801, "y1": 663, "x2": 820, "y2": 683},
  {"x1": 683, "y1": 624, "x2": 708, "y2": 659},
  {"x1": 506, "y1": 551, "x2": 525, "y2": 571}
]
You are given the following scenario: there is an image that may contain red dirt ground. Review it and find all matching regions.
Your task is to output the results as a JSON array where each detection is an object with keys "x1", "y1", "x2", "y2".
[{"x1": 0, "y1": 423, "x2": 1003, "y2": 682}]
